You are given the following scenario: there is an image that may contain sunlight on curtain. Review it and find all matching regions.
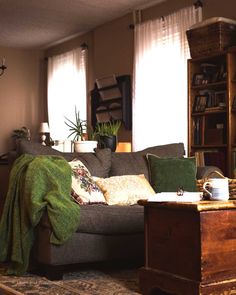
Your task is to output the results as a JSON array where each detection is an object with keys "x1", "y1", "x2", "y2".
[
  {"x1": 47, "y1": 48, "x2": 87, "y2": 140},
  {"x1": 133, "y1": 5, "x2": 202, "y2": 151}
]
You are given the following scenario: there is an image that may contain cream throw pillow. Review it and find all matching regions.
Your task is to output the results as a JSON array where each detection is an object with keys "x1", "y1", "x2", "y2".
[
  {"x1": 69, "y1": 159, "x2": 106, "y2": 205},
  {"x1": 94, "y1": 174, "x2": 155, "y2": 205}
]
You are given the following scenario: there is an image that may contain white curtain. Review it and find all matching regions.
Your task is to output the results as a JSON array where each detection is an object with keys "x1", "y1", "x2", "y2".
[
  {"x1": 47, "y1": 48, "x2": 87, "y2": 140},
  {"x1": 133, "y1": 5, "x2": 202, "y2": 151}
]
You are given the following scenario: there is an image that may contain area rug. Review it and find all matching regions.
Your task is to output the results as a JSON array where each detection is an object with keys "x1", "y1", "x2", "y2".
[{"x1": 0, "y1": 267, "x2": 141, "y2": 295}]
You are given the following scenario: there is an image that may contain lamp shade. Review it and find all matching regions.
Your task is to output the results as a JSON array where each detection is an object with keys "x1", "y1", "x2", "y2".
[
  {"x1": 39, "y1": 122, "x2": 50, "y2": 133},
  {"x1": 116, "y1": 142, "x2": 132, "y2": 152}
]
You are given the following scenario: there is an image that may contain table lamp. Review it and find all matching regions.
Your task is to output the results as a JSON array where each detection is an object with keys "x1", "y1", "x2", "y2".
[
  {"x1": 39, "y1": 122, "x2": 50, "y2": 145},
  {"x1": 116, "y1": 142, "x2": 132, "y2": 152}
]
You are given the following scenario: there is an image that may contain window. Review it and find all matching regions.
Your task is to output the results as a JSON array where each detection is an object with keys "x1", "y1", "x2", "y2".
[
  {"x1": 133, "y1": 5, "x2": 202, "y2": 151},
  {"x1": 47, "y1": 48, "x2": 87, "y2": 141}
]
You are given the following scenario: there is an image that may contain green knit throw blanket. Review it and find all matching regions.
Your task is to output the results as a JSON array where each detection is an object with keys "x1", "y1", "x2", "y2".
[{"x1": 0, "y1": 154, "x2": 80, "y2": 275}]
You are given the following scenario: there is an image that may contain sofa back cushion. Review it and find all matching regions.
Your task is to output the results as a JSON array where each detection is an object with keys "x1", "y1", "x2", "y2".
[
  {"x1": 110, "y1": 143, "x2": 185, "y2": 181},
  {"x1": 17, "y1": 140, "x2": 111, "y2": 178}
]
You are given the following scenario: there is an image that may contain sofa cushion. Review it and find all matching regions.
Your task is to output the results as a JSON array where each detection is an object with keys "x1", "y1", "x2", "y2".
[
  {"x1": 69, "y1": 159, "x2": 106, "y2": 205},
  {"x1": 94, "y1": 174, "x2": 155, "y2": 205},
  {"x1": 18, "y1": 140, "x2": 111, "y2": 177},
  {"x1": 110, "y1": 143, "x2": 185, "y2": 181},
  {"x1": 77, "y1": 204, "x2": 144, "y2": 234},
  {"x1": 147, "y1": 154, "x2": 197, "y2": 193},
  {"x1": 41, "y1": 205, "x2": 144, "y2": 235}
]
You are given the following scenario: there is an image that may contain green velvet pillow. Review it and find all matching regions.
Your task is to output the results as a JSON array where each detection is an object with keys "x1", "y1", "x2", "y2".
[{"x1": 146, "y1": 154, "x2": 197, "y2": 193}]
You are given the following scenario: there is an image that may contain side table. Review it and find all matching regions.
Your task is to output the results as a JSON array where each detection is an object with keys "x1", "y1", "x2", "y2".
[{"x1": 138, "y1": 200, "x2": 236, "y2": 295}]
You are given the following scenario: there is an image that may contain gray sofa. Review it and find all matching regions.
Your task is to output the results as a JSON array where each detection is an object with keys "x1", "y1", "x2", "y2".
[{"x1": 14, "y1": 140, "x2": 221, "y2": 280}]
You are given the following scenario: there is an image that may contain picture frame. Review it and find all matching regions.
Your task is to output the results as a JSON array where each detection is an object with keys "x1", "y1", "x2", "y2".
[
  {"x1": 214, "y1": 91, "x2": 227, "y2": 108},
  {"x1": 192, "y1": 73, "x2": 204, "y2": 86}
]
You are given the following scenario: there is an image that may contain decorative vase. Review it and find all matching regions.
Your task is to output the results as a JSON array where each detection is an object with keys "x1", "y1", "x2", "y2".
[{"x1": 99, "y1": 135, "x2": 117, "y2": 152}]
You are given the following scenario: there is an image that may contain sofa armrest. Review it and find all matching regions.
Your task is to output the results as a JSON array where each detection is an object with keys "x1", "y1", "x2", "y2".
[{"x1": 196, "y1": 166, "x2": 223, "y2": 179}]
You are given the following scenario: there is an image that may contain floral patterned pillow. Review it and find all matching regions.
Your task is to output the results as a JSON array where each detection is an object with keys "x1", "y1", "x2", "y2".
[{"x1": 69, "y1": 159, "x2": 106, "y2": 205}]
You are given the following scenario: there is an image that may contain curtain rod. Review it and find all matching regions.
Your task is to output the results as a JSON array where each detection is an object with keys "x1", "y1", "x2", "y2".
[{"x1": 129, "y1": 2, "x2": 202, "y2": 29}]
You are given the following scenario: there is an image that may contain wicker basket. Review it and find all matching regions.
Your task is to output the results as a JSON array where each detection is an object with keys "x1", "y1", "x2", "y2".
[
  {"x1": 186, "y1": 20, "x2": 236, "y2": 58},
  {"x1": 196, "y1": 171, "x2": 236, "y2": 199}
]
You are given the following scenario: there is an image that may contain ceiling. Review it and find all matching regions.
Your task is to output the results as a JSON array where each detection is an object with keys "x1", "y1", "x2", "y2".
[{"x1": 0, "y1": 0, "x2": 165, "y2": 49}]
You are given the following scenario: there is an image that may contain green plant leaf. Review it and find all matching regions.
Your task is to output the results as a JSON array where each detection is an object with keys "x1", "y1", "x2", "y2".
[{"x1": 64, "y1": 106, "x2": 87, "y2": 141}]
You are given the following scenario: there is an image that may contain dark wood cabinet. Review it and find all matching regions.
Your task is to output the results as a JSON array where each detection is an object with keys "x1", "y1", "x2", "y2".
[{"x1": 91, "y1": 75, "x2": 132, "y2": 129}]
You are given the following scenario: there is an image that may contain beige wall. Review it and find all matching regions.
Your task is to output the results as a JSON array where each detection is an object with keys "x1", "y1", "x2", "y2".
[
  {"x1": 92, "y1": 14, "x2": 134, "y2": 141},
  {"x1": 0, "y1": 47, "x2": 45, "y2": 204},
  {"x1": 0, "y1": 0, "x2": 236, "y2": 149},
  {"x1": 203, "y1": 0, "x2": 236, "y2": 19},
  {"x1": 93, "y1": 13, "x2": 134, "y2": 79},
  {"x1": 0, "y1": 47, "x2": 45, "y2": 154}
]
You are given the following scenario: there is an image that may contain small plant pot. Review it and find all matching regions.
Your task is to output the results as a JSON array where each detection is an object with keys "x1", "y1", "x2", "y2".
[
  {"x1": 74, "y1": 140, "x2": 97, "y2": 153},
  {"x1": 99, "y1": 135, "x2": 117, "y2": 152}
]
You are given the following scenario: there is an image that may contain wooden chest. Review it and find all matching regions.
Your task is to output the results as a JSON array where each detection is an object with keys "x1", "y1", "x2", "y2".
[{"x1": 139, "y1": 200, "x2": 236, "y2": 295}]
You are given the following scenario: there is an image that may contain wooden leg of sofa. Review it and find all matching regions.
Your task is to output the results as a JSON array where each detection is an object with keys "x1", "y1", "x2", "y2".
[{"x1": 43, "y1": 265, "x2": 64, "y2": 280}]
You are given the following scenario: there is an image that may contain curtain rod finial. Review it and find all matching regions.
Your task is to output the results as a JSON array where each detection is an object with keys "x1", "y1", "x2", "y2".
[
  {"x1": 194, "y1": 0, "x2": 203, "y2": 8},
  {"x1": 81, "y1": 42, "x2": 88, "y2": 50}
]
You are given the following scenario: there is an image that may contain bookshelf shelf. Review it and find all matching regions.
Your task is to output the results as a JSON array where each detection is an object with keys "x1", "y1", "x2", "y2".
[
  {"x1": 192, "y1": 144, "x2": 227, "y2": 149},
  {"x1": 191, "y1": 80, "x2": 227, "y2": 90},
  {"x1": 192, "y1": 109, "x2": 227, "y2": 116},
  {"x1": 188, "y1": 48, "x2": 236, "y2": 177}
]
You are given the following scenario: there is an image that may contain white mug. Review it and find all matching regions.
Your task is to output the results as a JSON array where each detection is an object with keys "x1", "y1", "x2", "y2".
[{"x1": 203, "y1": 178, "x2": 229, "y2": 201}]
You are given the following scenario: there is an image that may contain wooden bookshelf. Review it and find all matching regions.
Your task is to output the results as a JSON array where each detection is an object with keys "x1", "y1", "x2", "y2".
[{"x1": 188, "y1": 48, "x2": 236, "y2": 177}]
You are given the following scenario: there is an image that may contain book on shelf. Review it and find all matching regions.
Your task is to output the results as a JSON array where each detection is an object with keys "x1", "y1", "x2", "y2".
[
  {"x1": 194, "y1": 151, "x2": 205, "y2": 166},
  {"x1": 232, "y1": 148, "x2": 236, "y2": 173},
  {"x1": 193, "y1": 117, "x2": 202, "y2": 145},
  {"x1": 192, "y1": 95, "x2": 208, "y2": 113},
  {"x1": 198, "y1": 89, "x2": 226, "y2": 109}
]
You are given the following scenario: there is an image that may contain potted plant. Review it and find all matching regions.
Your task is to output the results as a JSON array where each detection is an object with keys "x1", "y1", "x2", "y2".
[
  {"x1": 65, "y1": 107, "x2": 97, "y2": 152},
  {"x1": 95, "y1": 120, "x2": 121, "y2": 152},
  {"x1": 11, "y1": 126, "x2": 31, "y2": 150}
]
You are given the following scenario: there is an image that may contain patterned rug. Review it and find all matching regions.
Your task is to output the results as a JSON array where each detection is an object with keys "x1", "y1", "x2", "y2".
[{"x1": 0, "y1": 267, "x2": 141, "y2": 295}]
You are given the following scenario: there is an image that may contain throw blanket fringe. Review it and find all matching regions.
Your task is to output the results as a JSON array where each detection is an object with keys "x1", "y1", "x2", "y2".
[{"x1": 0, "y1": 154, "x2": 80, "y2": 275}]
